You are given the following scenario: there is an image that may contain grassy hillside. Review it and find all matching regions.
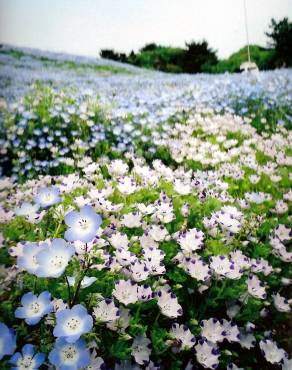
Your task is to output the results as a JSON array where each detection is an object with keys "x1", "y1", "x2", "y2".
[
  {"x1": 208, "y1": 45, "x2": 275, "y2": 73},
  {"x1": 0, "y1": 46, "x2": 134, "y2": 75}
]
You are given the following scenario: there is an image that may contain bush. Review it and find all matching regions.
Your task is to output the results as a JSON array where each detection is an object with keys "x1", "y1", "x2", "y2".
[{"x1": 266, "y1": 17, "x2": 292, "y2": 67}]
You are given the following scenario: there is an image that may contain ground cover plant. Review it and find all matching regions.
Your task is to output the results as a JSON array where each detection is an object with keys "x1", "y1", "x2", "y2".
[{"x1": 0, "y1": 47, "x2": 291, "y2": 369}]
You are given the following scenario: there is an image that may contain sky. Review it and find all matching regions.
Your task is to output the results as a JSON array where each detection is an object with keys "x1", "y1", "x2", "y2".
[{"x1": 0, "y1": 0, "x2": 291, "y2": 59}]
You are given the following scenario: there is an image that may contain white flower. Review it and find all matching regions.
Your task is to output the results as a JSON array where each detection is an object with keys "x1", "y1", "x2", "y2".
[
  {"x1": 239, "y1": 332, "x2": 256, "y2": 349},
  {"x1": 229, "y1": 250, "x2": 250, "y2": 270},
  {"x1": 46, "y1": 299, "x2": 68, "y2": 326},
  {"x1": 137, "y1": 285, "x2": 153, "y2": 301},
  {"x1": 112, "y1": 280, "x2": 138, "y2": 305},
  {"x1": 129, "y1": 261, "x2": 150, "y2": 282},
  {"x1": 115, "y1": 248, "x2": 137, "y2": 267},
  {"x1": 107, "y1": 160, "x2": 129, "y2": 176},
  {"x1": 117, "y1": 176, "x2": 138, "y2": 195},
  {"x1": 153, "y1": 201, "x2": 175, "y2": 223},
  {"x1": 0, "y1": 207, "x2": 14, "y2": 223},
  {"x1": 173, "y1": 179, "x2": 191, "y2": 195},
  {"x1": 182, "y1": 257, "x2": 211, "y2": 281},
  {"x1": 200, "y1": 318, "x2": 224, "y2": 343},
  {"x1": 136, "y1": 203, "x2": 155, "y2": 215},
  {"x1": 247, "y1": 275, "x2": 266, "y2": 299},
  {"x1": 176, "y1": 228, "x2": 204, "y2": 253},
  {"x1": 156, "y1": 288, "x2": 182, "y2": 318},
  {"x1": 139, "y1": 233, "x2": 158, "y2": 248},
  {"x1": 181, "y1": 203, "x2": 190, "y2": 217},
  {"x1": 74, "y1": 195, "x2": 90, "y2": 208},
  {"x1": 107, "y1": 306, "x2": 130, "y2": 332},
  {"x1": 249, "y1": 174, "x2": 260, "y2": 184},
  {"x1": 169, "y1": 323, "x2": 195, "y2": 351},
  {"x1": 272, "y1": 293, "x2": 291, "y2": 312},
  {"x1": 282, "y1": 358, "x2": 292, "y2": 370},
  {"x1": 274, "y1": 200, "x2": 288, "y2": 214},
  {"x1": 251, "y1": 258, "x2": 273, "y2": 276},
  {"x1": 220, "y1": 319, "x2": 240, "y2": 342},
  {"x1": 121, "y1": 212, "x2": 142, "y2": 228},
  {"x1": 213, "y1": 207, "x2": 243, "y2": 234},
  {"x1": 108, "y1": 232, "x2": 130, "y2": 249},
  {"x1": 14, "y1": 202, "x2": 39, "y2": 216},
  {"x1": 245, "y1": 192, "x2": 271, "y2": 204},
  {"x1": 131, "y1": 335, "x2": 151, "y2": 365},
  {"x1": 259, "y1": 339, "x2": 287, "y2": 364},
  {"x1": 93, "y1": 298, "x2": 120, "y2": 322},
  {"x1": 195, "y1": 339, "x2": 220, "y2": 369},
  {"x1": 142, "y1": 247, "x2": 165, "y2": 276},
  {"x1": 86, "y1": 351, "x2": 105, "y2": 370},
  {"x1": 274, "y1": 225, "x2": 291, "y2": 242},
  {"x1": 148, "y1": 225, "x2": 168, "y2": 242},
  {"x1": 210, "y1": 255, "x2": 233, "y2": 277},
  {"x1": 225, "y1": 262, "x2": 243, "y2": 280}
]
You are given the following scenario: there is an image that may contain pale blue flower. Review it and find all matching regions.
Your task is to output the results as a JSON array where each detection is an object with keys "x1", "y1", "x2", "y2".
[
  {"x1": 17, "y1": 242, "x2": 46, "y2": 275},
  {"x1": 0, "y1": 322, "x2": 16, "y2": 361},
  {"x1": 48, "y1": 338, "x2": 90, "y2": 370},
  {"x1": 53, "y1": 304, "x2": 93, "y2": 343},
  {"x1": 15, "y1": 291, "x2": 53, "y2": 325},
  {"x1": 67, "y1": 276, "x2": 97, "y2": 289},
  {"x1": 35, "y1": 238, "x2": 75, "y2": 278},
  {"x1": 34, "y1": 186, "x2": 61, "y2": 208},
  {"x1": 9, "y1": 344, "x2": 45, "y2": 369},
  {"x1": 64, "y1": 205, "x2": 102, "y2": 243}
]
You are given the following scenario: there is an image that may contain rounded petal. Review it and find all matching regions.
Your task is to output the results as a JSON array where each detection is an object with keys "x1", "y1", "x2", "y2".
[
  {"x1": 9, "y1": 352, "x2": 21, "y2": 365},
  {"x1": 64, "y1": 211, "x2": 80, "y2": 227},
  {"x1": 38, "y1": 291, "x2": 51, "y2": 304},
  {"x1": 33, "y1": 352, "x2": 45, "y2": 367},
  {"x1": 82, "y1": 315, "x2": 93, "y2": 333},
  {"x1": 21, "y1": 292, "x2": 36, "y2": 306},
  {"x1": 15, "y1": 307, "x2": 26, "y2": 319},
  {"x1": 22, "y1": 344, "x2": 35, "y2": 356}
]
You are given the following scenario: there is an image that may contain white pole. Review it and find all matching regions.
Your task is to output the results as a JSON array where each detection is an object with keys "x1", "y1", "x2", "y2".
[{"x1": 243, "y1": 0, "x2": 251, "y2": 62}]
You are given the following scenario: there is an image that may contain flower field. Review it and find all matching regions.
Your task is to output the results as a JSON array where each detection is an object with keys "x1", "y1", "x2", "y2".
[{"x1": 0, "y1": 46, "x2": 291, "y2": 370}]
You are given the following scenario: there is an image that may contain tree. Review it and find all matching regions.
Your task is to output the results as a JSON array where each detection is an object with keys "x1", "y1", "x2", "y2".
[
  {"x1": 182, "y1": 40, "x2": 218, "y2": 73},
  {"x1": 266, "y1": 18, "x2": 292, "y2": 67},
  {"x1": 139, "y1": 43, "x2": 159, "y2": 52},
  {"x1": 100, "y1": 49, "x2": 120, "y2": 61}
]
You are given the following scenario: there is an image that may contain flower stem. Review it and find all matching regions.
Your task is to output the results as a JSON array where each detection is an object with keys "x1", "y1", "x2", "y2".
[{"x1": 64, "y1": 273, "x2": 72, "y2": 305}]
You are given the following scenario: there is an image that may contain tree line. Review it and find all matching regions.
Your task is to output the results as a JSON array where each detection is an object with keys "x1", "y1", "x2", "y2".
[{"x1": 100, "y1": 18, "x2": 292, "y2": 73}]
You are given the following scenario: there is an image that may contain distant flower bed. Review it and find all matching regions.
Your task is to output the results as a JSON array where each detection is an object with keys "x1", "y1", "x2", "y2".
[{"x1": 0, "y1": 74, "x2": 291, "y2": 369}]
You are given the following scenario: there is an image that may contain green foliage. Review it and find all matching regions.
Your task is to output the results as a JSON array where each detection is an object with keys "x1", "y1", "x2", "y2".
[
  {"x1": 98, "y1": 17, "x2": 292, "y2": 74},
  {"x1": 266, "y1": 17, "x2": 292, "y2": 67},
  {"x1": 100, "y1": 40, "x2": 218, "y2": 73},
  {"x1": 208, "y1": 45, "x2": 275, "y2": 73},
  {"x1": 133, "y1": 46, "x2": 185, "y2": 73}
]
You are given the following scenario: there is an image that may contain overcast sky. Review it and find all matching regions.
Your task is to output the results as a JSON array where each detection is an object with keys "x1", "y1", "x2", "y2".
[{"x1": 0, "y1": 0, "x2": 291, "y2": 59}]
